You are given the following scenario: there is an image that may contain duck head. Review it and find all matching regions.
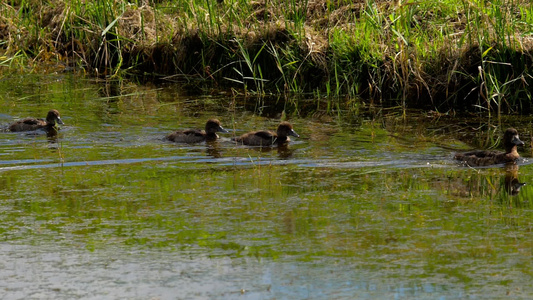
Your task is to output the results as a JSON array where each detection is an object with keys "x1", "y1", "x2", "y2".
[
  {"x1": 503, "y1": 128, "x2": 524, "y2": 153},
  {"x1": 277, "y1": 122, "x2": 299, "y2": 138},
  {"x1": 46, "y1": 109, "x2": 64, "y2": 126},
  {"x1": 205, "y1": 119, "x2": 229, "y2": 134}
]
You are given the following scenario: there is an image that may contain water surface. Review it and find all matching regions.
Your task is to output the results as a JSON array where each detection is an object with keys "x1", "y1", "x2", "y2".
[{"x1": 0, "y1": 74, "x2": 532, "y2": 299}]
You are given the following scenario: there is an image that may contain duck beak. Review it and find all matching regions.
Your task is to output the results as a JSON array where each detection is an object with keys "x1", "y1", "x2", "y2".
[
  {"x1": 290, "y1": 129, "x2": 300, "y2": 138},
  {"x1": 512, "y1": 135, "x2": 524, "y2": 146},
  {"x1": 56, "y1": 117, "x2": 64, "y2": 125},
  {"x1": 511, "y1": 181, "x2": 526, "y2": 195},
  {"x1": 218, "y1": 126, "x2": 229, "y2": 133},
  {"x1": 515, "y1": 182, "x2": 527, "y2": 188}
]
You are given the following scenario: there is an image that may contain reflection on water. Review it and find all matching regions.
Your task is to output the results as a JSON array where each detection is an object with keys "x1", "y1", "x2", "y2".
[
  {"x1": 504, "y1": 163, "x2": 526, "y2": 196},
  {"x1": 46, "y1": 126, "x2": 60, "y2": 140},
  {"x1": 0, "y1": 75, "x2": 533, "y2": 299},
  {"x1": 233, "y1": 143, "x2": 296, "y2": 160},
  {"x1": 0, "y1": 244, "x2": 474, "y2": 299},
  {"x1": 206, "y1": 140, "x2": 223, "y2": 158}
]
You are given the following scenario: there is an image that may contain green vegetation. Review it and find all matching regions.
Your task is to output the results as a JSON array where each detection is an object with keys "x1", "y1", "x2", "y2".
[{"x1": 1, "y1": 0, "x2": 533, "y2": 112}]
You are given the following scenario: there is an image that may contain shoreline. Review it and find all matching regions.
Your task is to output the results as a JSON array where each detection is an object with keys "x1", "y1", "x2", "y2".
[{"x1": 1, "y1": 0, "x2": 532, "y2": 112}]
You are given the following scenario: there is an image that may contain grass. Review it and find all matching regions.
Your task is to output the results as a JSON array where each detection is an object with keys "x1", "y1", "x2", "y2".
[{"x1": 0, "y1": 0, "x2": 533, "y2": 113}]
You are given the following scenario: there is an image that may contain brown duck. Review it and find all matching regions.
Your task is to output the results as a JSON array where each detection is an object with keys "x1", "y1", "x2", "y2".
[
  {"x1": 233, "y1": 122, "x2": 299, "y2": 146},
  {"x1": 8, "y1": 109, "x2": 64, "y2": 132},
  {"x1": 166, "y1": 119, "x2": 229, "y2": 143},
  {"x1": 454, "y1": 128, "x2": 524, "y2": 166}
]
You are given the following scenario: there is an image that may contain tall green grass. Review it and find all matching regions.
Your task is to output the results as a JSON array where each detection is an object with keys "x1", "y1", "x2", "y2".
[{"x1": 0, "y1": 0, "x2": 532, "y2": 113}]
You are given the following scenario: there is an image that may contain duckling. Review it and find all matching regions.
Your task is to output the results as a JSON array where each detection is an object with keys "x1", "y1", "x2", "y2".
[
  {"x1": 166, "y1": 119, "x2": 229, "y2": 143},
  {"x1": 8, "y1": 109, "x2": 64, "y2": 132},
  {"x1": 233, "y1": 121, "x2": 299, "y2": 146},
  {"x1": 455, "y1": 128, "x2": 524, "y2": 166}
]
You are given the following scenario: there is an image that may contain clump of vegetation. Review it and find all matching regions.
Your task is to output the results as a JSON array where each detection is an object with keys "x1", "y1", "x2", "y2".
[{"x1": 1, "y1": 0, "x2": 533, "y2": 113}]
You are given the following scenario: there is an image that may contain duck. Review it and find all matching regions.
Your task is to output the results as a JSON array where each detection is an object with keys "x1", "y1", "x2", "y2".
[
  {"x1": 454, "y1": 128, "x2": 524, "y2": 166},
  {"x1": 233, "y1": 121, "x2": 299, "y2": 146},
  {"x1": 166, "y1": 119, "x2": 229, "y2": 143},
  {"x1": 8, "y1": 109, "x2": 64, "y2": 132}
]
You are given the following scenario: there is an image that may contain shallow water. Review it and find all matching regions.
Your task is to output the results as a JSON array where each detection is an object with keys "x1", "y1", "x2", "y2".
[{"x1": 0, "y1": 74, "x2": 533, "y2": 299}]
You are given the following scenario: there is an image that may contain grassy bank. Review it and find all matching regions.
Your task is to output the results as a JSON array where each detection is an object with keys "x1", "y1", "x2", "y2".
[{"x1": 1, "y1": 0, "x2": 533, "y2": 112}]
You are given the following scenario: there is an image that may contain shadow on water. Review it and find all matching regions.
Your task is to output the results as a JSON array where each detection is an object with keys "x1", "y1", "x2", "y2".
[{"x1": 1, "y1": 75, "x2": 533, "y2": 299}]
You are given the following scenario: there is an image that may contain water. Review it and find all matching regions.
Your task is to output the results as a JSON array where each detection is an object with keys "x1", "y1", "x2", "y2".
[{"x1": 0, "y1": 74, "x2": 532, "y2": 299}]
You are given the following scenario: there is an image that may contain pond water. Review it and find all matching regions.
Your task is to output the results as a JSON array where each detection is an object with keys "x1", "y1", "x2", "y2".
[{"x1": 0, "y1": 74, "x2": 532, "y2": 299}]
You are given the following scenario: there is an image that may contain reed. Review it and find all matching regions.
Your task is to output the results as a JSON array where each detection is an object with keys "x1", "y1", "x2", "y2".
[{"x1": 0, "y1": 0, "x2": 532, "y2": 112}]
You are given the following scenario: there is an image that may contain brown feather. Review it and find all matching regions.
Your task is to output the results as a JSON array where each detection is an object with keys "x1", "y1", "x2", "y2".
[
  {"x1": 234, "y1": 122, "x2": 299, "y2": 146},
  {"x1": 8, "y1": 109, "x2": 63, "y2": 132},
  {"x1": 166, "y1": 119, "x2": 228, "y2": 143},
  {"x1": 455, "y1": 128, "x2": 524, "y2": 166}
]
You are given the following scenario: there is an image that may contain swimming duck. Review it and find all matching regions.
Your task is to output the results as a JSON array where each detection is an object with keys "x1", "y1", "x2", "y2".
[
  {"x1": 454, "y1": 128, "x2": 524, "y2": 166},
  {"x1": 166, "y1": 119, "x2": 229, "y2": 143},
  {"x1": 8, "y1": 109, "x2": 64, "y2": 132},
  {"x1": 233, "y1": 121, "x2": 299, "y2": 146}
]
